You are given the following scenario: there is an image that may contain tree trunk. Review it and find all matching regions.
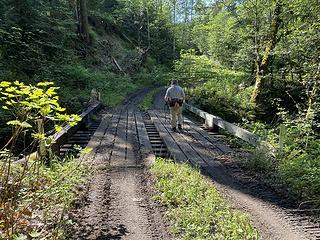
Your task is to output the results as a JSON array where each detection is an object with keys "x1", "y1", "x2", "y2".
[
  {"x1": 250, "y1": 1, "x2": 282, "y2": 104},
  {"x1": 172, "y1": 0, "x2": 176, "y2": 58},
  {"x1": 306, "y1": 63, "x2": 320, "y2": 120},
  {"x1": 78, "y1": 0, "x2": 90, "y2": 44},
  {"x1": 184, "y1": 0, "x2": 189, "y2": 23},
  {"x1": 146, "y1": 7, "x2": 151, "y2": 48},
  {"x1": 190, "y1": 0, "x2": 194, "y2": 21}
]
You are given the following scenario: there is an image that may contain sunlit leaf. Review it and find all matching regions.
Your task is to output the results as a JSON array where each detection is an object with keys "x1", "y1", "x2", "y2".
[
  {"x1": 69, "y1": 122, "x2": 77, "y2": 127},
  {"x1": 0, "y1": 81, "x2": 11, "y2": 87},
  {"x1": 14, "y1": 81, "x2": 23, "y2": 86},
  {"x1": 6, "y1": 86, "x2": 17, "y2": 92},
  {"x1": 54, "y1": 125, "x2": 63, "y2": 132},
  {"x1": 81, "y1": 147, "x2": 93, "y2": 155},
  {"x1": 71, "y1": 114, "x2": 81, "y2": 121},
  {"x1": 56, "y1": 106, "x2": 66, "y2": 112},
  {"x1": 73, "y1": 144, "x2": 82, "y2": 151},
  {"x1": 33, "y1": 133, "x2": 45, "y2": 140},
  {"x1": 40, "y1": 105, "x2": 51, "y2": 115},
  {"x1": 37, "y1": 81, "x2": 54, "y2": 87},
  {"x1": 46, "y1": 87, "x2": 58, "y2": 96},
  {"x1": 7, "y1": 120, "x2": 32, "y2": 128}
]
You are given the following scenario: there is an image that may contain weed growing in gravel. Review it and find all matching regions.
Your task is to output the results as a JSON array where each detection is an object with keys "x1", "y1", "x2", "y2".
[{"x1": 151, "y1": 158, "x2": 259, "y2": 240}]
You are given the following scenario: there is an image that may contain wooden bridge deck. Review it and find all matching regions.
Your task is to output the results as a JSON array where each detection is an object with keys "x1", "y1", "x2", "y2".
[
  {"x1": 81, "y1": 106, "x2": 240, "y2": 197},
  {"x1": 84, "y1": 107, "x2": 234, "y2": 172},
  {"x1": 149, "y1": 110, "x2": 232, "y2": 167}
]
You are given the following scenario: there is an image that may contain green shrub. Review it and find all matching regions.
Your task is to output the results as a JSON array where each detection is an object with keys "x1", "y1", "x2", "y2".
[
  {"x1": 239, "y1": 109, "x2": 320, "y2": 205},
  {"x1": 274, "y1": 109, "x2": 320, "y2": 202},
  {"x1": 0, "y1": 155, "x2": 91, "y2": 239},
  {"x1": 47, "y1": 64, "x2": 138, "y2": 111},
  {"x1": 174, "y1": 50, "x2": 254, "y2": 121},
  {"x1": 278, "y1": 150, "x2": 320, "y2": 202},
  {"x1": 242, "y1": 148, "x2": 275, "y2": 173},
  {"x1": 0, "y1": 81, "x2": 89, "y2": 239}
]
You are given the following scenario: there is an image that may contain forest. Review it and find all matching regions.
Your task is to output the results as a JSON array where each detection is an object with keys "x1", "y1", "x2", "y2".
[{"x1": 0, "y1": 0, "x2": 319, "y2": 239}]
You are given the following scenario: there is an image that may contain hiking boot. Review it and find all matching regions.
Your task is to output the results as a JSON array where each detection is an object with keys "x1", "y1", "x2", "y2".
[
  {"x1": 178, "y1": 124, "x2": 182, "y2": 130},
  {"x1": 172, "y1": 127, "x2": 177, "y2": 132}
]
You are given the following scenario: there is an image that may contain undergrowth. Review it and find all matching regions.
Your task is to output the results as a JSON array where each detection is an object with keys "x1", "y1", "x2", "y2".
[
  {"x1": 151, "y1": 158, "x2": 259, "y2": 240},
  {"x1": 45, "y1": 64, "x2": 139, "y2": 112},
  {"x1": 0, "y1": 81, "x2": 92, "y2": 239},
  {"x1": 139, "y1": 87, "x2": 163, "y2": 112},
  {"x1": 175, "y1": 50, "x2": 254, "y2": 122},
  {"x1": 0, "y1": 156, "x2": 91, "y2": 239},
  {"x1": 221, "y1": 111, "x2": 320, "y2": 206}
]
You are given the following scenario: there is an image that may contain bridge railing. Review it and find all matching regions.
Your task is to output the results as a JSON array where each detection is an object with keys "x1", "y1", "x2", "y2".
[
  {"x1": 50, "y1": 102, "x2": 102, "y2": 154},
  {"x1": 184, "y1": 103, "x2": 271, "y2": 149}
]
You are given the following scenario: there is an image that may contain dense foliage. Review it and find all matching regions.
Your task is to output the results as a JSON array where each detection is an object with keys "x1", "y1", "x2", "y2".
[
  {"x1": 0, "y1": 0, "x2": 178, "y2": 100},
  {"x1": 173, "y1": 0, "x2": 319, "y2": 121},
  {"x1": 0, "y1": 0, "x2": 175, "y2": 145},
  {"x1": 170, "y1": 0, "x2": 320, "y2": 205}
]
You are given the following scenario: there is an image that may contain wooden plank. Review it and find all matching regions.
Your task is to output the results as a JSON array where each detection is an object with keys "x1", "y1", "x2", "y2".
[
  {"x1": 135, "y1": 112, "x2": 155, "y2": 165},
  {"x1": 155, "y1": 111, "x2": 231, "y2": 180},
  {"x1": 110, "y1": 110, "x2": 128, "y2": 167},
  {"x1": 90, "y1": 111, "x2": 121, "y2": 165},
  {"x1": 91, "y1": 113, "x2": 111, "y2": 139},
  {"x1": 184, "y1": 117, "x2": 232, "y2": 154},
  {"x1": 96, "y1": 110, "x2": 120, "y2": 165},
  {"x1": 155, "y1": 111, "x2": 207, "y2": 168},
  {"x1": 184, "y1": 103, "x2": 261, "y2": 146},
  {"x1": 79, "y1": 113, "x2": 112, "y2": 163},
  {"x1": 182, "y1": 120, "x2": 227, "y2": 169},
  {"x1": 149, "y1": 111, "x2": 187, "y2": 162},
  {"x1": 126, "y1": 111, "x2": 137, "y2": 166},
  {"x1": 181, "y1": 125, "x2": 223, "y2": 168}
]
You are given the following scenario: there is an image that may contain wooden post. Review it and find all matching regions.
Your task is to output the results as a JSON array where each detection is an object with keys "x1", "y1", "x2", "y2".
[
  {"x1": 204, "y1": 113, "x2": 219, "y2": 132},
  {"x1": 89, "y1": 88, "x2": 98, "y2": 104}
]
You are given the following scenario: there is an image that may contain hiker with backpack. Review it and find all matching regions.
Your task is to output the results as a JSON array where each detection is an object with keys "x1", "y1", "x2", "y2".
[{"x1": 164, "y1": 80, "x2": 185, "y2": 131}]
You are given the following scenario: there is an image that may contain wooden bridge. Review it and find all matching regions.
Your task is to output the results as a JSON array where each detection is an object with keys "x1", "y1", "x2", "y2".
[{"x1": 52, "y1": 89, "x2": 319, "y2": 240}]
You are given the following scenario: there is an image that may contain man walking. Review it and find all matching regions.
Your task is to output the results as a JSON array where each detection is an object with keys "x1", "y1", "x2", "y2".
[{"x1": 164, "y1": 80, "x2": 185, "y2": 131}]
